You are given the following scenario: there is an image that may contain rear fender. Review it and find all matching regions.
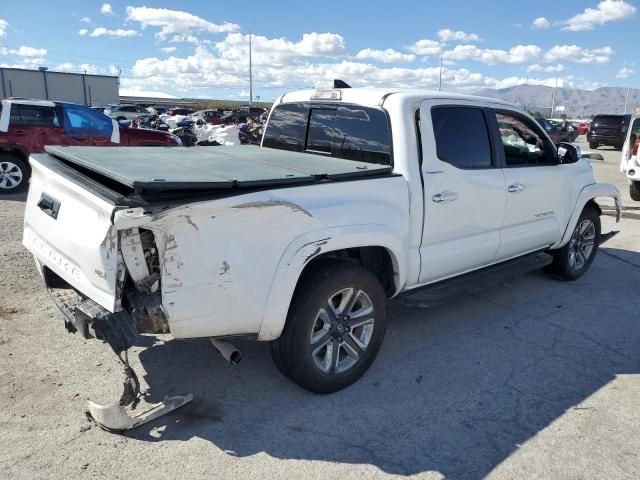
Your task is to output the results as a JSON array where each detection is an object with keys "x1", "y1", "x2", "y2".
[
  {"x1": 552, "y1": 183, "x2": 621, "y2": 249},
  {"x1": 257, "y1": 224, "x2": 406, "y2": 341}
]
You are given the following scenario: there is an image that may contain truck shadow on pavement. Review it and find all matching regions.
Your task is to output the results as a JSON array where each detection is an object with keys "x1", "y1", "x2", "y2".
[{"x1": 127, "y1": 247, "x2": 640, "y2": 478}]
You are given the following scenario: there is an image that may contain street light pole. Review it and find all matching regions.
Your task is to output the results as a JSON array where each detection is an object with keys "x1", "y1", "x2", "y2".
[
  {"x1": 550, "y1": 72, "x2": 559, "y2": 117},
  {"x1": 249, "y1": 30, "x2": 253, "y2": 110},
  {"x1": 438, "y1": 48, "x2": 443, "y2": 91},
  {"x1": 624, "y1": 87, "x2": 630, "y2": 114}
]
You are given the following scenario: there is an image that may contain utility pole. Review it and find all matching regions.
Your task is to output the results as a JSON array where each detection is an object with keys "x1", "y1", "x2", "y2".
[
  {"x1": 550, "y1": 72, "x2": 559, "y2": 117},
  {"x1": 249, "y1": 30, "x2": 253, "y2": 109},
  {"x1": 624, "y1": 87, "x2": 630, "y2": 114},
  {"x1": 438, "y1": 48, "x2": 443, "y2": 91}
]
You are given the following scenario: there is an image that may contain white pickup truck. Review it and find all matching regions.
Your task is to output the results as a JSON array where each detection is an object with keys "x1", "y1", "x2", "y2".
[{"x1": 23, "y1": 86, "x2": 621, "y2": 429}]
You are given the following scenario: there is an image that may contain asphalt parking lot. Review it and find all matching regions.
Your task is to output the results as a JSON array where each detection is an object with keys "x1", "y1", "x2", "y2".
[{"x1": 1, "y1": 138, "x2": 639, "y2": 480}]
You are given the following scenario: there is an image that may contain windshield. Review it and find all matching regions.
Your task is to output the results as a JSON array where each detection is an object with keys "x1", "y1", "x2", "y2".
[
  {"x1": 593, "y1": 115, "x2": 625, "y2": 126},
  {"x1": 262, "y1": 102, "x2": 392, "y2": 165}
]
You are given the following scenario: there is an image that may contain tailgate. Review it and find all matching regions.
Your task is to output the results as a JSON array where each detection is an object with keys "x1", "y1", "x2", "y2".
[{"x1": 23, "y1": 155, "x2": 121, "y2": 311}]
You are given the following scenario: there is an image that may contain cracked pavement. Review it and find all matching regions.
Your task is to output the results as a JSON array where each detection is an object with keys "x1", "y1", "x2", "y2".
[{"x1": 1, "y1": 139, "x2": 639, "y2": 480}]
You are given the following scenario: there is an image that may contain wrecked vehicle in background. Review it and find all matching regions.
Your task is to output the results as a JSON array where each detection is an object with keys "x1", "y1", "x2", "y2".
[{"x1": 22, "y1": 85, "x2": 620, "y2": 431}]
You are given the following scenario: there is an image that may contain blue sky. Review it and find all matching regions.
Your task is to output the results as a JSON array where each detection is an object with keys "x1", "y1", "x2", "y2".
[{"x1": 0, "y1": 1, "x2": 637, "y2": 100}]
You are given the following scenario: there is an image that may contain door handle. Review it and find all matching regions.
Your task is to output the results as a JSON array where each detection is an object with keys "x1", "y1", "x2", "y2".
[
  {"x1": 508, "y1": 183, "x2": 526, "y2": 193},
  {"x1": 432, "y1": 191, "x2": 459, "y2": 203},
  {"x1": 13, "y1": 130, "x2": 26, "y2": 136}
]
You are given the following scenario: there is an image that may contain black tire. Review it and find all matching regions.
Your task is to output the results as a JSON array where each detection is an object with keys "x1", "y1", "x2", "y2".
[
  {"x1": 271, "y1": 262, "x2": 387, "y2": 394},
  {"x1": 116, "y1": 116, "x2": 126, "y2": 121},
  {"x1": 546, "y1": 206, "x2": 600, "y2": 281},
  {"x1": 589, "y1": 142, "x2": 598, "y2": 150},
  {"x1": 631, "y1": 182, "x2": 640, "y2": 201},
  {"x1": 0, "y1": 154, "x2": 29, "y2": 194}
]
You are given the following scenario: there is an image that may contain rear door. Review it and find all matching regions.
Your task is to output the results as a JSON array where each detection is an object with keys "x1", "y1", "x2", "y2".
[
  {"x1": 418, "y1": 100, "x2": 506, "y2": 283},
  {"x1": 6, "y1": 103, "x2": 64, "y2": 153},
  {"x1": 491, "y1": 109, "x2": 574, "y2": 260}
]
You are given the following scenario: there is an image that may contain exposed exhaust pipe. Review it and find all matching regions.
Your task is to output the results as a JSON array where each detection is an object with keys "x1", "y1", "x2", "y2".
[{"x1": 209, "y1": 338, "x2": 242, "y2": 365}]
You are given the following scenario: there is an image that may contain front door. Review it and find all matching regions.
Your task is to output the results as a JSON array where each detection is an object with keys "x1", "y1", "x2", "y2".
[
  {"x1": 491, "y1": 109, "x2": 573, "y2": 260},
  {"x1": 418, "y1": 100, "x2": 506, "y2": 284}
]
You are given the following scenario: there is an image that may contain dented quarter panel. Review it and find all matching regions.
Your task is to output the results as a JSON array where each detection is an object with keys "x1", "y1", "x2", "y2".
[{"x1": 116, "y1": 175, "x2": 411, "y2": 339}]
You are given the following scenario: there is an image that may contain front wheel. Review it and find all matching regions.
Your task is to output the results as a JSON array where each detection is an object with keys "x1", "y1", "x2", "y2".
[
  {"x1": 546, "y1": 206, "x2": 600, "y2": 281},
  {"x1": 631, "y1": 181, "x2": 640, "y2": 201},
  {"x1": 271, "y1": 262, "x2": 387, "y2": 394},
  {"x1": 589, "y1": 142, "x2": 598, "y2": 150}
]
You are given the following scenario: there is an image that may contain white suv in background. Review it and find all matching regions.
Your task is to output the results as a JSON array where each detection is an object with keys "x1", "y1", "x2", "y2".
[
  {"x1": 104, "y1": 104, "x2": 151, "y2": 121},
  {"x1": 620, "y1": 115, "x2": 640, "y2": 200}
]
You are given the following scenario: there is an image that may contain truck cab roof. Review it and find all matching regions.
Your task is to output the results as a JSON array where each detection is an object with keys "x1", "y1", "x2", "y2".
[{"x1": 277, "y1": 88, "x2": 517, "y2": 110}]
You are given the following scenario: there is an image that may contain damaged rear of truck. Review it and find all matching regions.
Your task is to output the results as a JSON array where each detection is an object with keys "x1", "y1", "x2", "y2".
[{"x1": 23, "y1": 145, "x2": 408, "y2": 430}]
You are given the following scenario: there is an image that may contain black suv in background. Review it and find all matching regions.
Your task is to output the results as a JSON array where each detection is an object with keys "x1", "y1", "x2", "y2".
[{"x1": 587, "y1": 114, "x2": 631, "y2": 150}]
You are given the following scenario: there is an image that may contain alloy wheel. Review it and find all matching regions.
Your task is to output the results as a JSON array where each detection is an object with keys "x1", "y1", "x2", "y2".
[
  {"x1": 568, "y1": 219, "x2": 596, "y2": 271},
  {"x1": 0, "y1": 161, "x2": 23, "y2": 190},
  {"x1": 310, "y1": 288, "x2": 375, "y2": 374}
]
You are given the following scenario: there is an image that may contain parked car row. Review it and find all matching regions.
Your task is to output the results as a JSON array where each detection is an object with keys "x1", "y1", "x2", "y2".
[{"x1": 0, "y1": 98, "x2": 181, "y2": 193}]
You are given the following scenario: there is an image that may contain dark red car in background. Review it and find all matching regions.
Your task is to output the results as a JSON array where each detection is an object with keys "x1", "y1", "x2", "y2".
[{"x1": 0, "y1": 99, "x2": 180, "y2": 193}]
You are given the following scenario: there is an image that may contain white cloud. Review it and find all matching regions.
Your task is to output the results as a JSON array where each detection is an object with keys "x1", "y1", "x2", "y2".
[
  {"x1": 161, "y1": 46, "x2": 177, "y2": 53},
  {"x1": 0, "y1": 19, "x2": 8, "y2": 41},
  {"x1": 407, "y1": 39, "x2": 442, "y2": 56},
  {"x1": 78, "y1": 29, "x2": 89, "y2": 36},
  {"x1": 355, "y1": 48, "x2": 415, "y2": 63},
  {"x1": 86, "y1": 27, "x2": 138, "y2": 38},
  {"x1": 437, "y1": 29, "x2": 480, "y2": 43},
  {"x1": 80, "y1": 16, "x2": 92, "y2": 24},
  {"x1": 100, "y1": 3, "x2": 113, "y2": 15},
  {"x1": 238, "y1": 90, "x2": 250, "y2": 98},
  {"x1": 544, "y1": 45, "x2": 613, "y2": 64},
  {"x1": 531, "y1": 17, "x2": 551, "y2": 30},
  {"x1": 212, "y1": 32, "x2": 346, "y2": 66},
  {"x1": 443, "y1": 44, "x2": 541, "y2": 64},
  {"x1": 492, "y1": 76, "x2": 566, "y2": 89},
  {"x1": 6, "y1": 46, "x2": 47, "y2": 57},
  {"x1": 125, "y1": 6, "x2": 239, "y2": 41},
  {"x1": 617, "y1": 67, "x2": 634, "y2": 79},
  {"x1": 526, "y1": 63, "x2": 564, "y2": 72},
  {"x1": 561, "y1": 0, "x2": 636, "y2": 31}
]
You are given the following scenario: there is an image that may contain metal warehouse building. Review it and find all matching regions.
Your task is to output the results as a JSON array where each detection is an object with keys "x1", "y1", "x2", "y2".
[{"x1": 0, "y1": 67, "x2": 119, "y2": 107}]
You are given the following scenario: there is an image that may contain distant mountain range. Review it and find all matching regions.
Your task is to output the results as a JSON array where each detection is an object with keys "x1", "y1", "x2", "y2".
[{"x1": 475, "y1": 85, "x2": 640, "y2": 118}]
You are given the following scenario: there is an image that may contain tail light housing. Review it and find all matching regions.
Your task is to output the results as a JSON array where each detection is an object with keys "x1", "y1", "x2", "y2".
[{"x1": 633, "y1": 142, "x2": 639, "y2": 157}]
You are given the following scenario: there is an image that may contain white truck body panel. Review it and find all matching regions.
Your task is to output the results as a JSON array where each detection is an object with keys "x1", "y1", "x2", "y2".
[
  {"x1": 23, "y1": 87, "x2": 622, "y2": 344},
  {"x1": 23, "y1": 156, "x2": 120, "y2": 311}
]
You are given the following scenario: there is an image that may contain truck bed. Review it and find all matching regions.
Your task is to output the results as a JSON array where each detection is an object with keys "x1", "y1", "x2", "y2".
[{"x1": 44, "y1": 145, "x2": 393, "y2": 195}]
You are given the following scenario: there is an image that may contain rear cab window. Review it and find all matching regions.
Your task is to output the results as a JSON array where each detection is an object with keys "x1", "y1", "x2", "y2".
[
  {"x1": 263, "y1": 102, "x2": 392, "y2": 165},
  {"x1": 431, "y1": 106, "x2": 493, "y2": 169}
]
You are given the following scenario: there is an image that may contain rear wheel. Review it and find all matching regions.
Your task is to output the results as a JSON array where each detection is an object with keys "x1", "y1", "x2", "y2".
[
  {"x1": 546, "y1": 206, "x2": 600, "y2": 281},
  {"x1": 589, "y1": 142, "x2": 598, "y2": 150},
  {"x1": 0, "y1": 155, "x2": 28, "y2": 193},
  {"x1": 631, "y1": 181, "x2": 640, "y2": 201},
  {"x1": 271, "y1": 262, "x2": 387, "y2": 393}
]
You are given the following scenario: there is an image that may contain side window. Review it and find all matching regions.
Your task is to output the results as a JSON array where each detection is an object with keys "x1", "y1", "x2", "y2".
[
  {"x1": 10, "y1": 104, "x2": 60, "y2": 127},
  {"x1": 63, "y1": 104, "x2": 113, "y2": 138},
  {"x1": 262, "y1": 103, "x2": 308, "y2": 152},
  {"x1": 431, "y1": 106, "x2": 493, "y2": 169},
  {"x1": 495, "y1": 111, "x2": 555, "y2": 167}
]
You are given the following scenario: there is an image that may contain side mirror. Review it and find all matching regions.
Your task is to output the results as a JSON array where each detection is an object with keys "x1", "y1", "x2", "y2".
[
  {"x1": 558, "y1": 142, "x2": 605, "y2": 163},
  {"x1": 557, "y1": 142, "x2": 580, "y2": 164}
]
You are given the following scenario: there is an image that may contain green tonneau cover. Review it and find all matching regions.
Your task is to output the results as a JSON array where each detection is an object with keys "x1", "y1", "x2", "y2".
[{"x1": 44, "y1": 145, "x2": 392, "y2": 192}]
